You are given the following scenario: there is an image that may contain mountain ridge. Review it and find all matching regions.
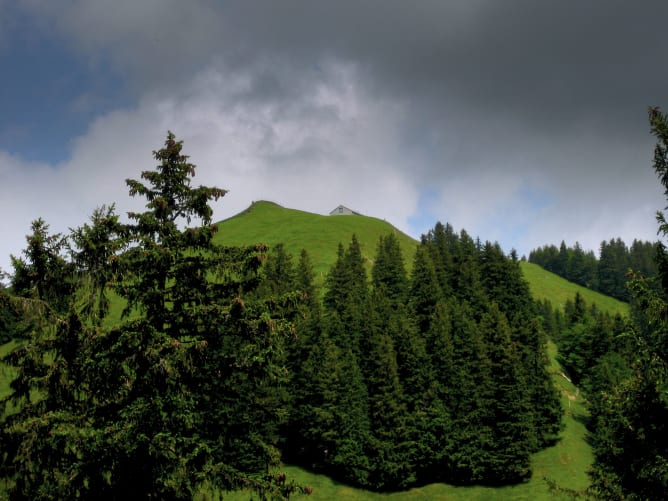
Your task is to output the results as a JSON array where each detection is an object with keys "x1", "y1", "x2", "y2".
[{"x1": 216, "y1": 201, "x2": 628, "y2": 316}]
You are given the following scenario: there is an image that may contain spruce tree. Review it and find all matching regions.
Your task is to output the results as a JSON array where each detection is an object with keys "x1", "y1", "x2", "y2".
[
  {"x1": 296, "y1": 248, "x2": 318, "y2": 310},
  {"x1": 477, "y1": 303, "x2": 533, "y2": 483},
  {"x1": 289, "y1": 313, "x2": 371, "y2": 486},
  {"x1": 371, "y1": 233, "x2": 408, "y2": 303},
  {"x1": 446, "y1": 300, "x2": 493, "y2": 483},
  {"x1": 452, "y1": 230, "x2": 487, "y2": 315},
  {"x1": 323, "y1": 235, "x2": 368, "y2": 354},
  {"x1": 69, "y1": 204, "x2": 125, "y2": 326},
  {"x1": 409, "y1": 244, "x2": 443, "y2": 334},
  {"x1": 479, "y1": 241, "x2": 533, "y2": 321},
  {"x1": 417, "y1": 301, "x2": 455, "y2": 482},
  {"x1": 362, "y1": 293, "x2": 415, "y2": 489},
  {"x1": 10, "y1": 219, "x2": 75, "y2": 315},
  {"x1": 0, "y1": 132, "x2": 301, "y2": 499},
  {"x1": 423, "y1": 222, "x2": 455, "y2": 298},
  {"x1": 257, "y1": 243, "x2": 297, "y2": 298}
]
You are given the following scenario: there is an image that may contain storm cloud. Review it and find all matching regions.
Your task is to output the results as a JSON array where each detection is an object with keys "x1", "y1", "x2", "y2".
[{"x1": 2, "y1": 1, "x2": 668, "y2": 273}]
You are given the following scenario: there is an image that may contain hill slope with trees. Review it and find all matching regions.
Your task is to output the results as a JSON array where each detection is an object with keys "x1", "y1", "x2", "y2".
[
  {"x1": 214, "y1": 200, "x2": 418, "y2": 283},
  {"x1": 528, "y1": 238, "x2": 658, "y2": 301},
  {"x1": 2, "y1": 127, "x2": 661, "y2": 500}
]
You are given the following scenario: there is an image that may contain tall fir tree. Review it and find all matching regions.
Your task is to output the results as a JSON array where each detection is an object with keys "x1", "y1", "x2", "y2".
[
  {"x1": 10, "y1": 219, "x2": 75, "y2": 315},
  {"x1": 371, "y1": 233, "x2": 408, "y2": 303},
  {"x1": 69, "y1": 204, "x2": 125, "y2": 326},
  {"x1": 477, "y1": 303, "x2": 534, "y2": 483},
  {"x1": 446, "y1": 300, "x2": 494, "y2": 483},
  {"x1": 0, "y1": 132, "x2": 302, "y2": 500},
  {"x1": 362, "y1": 290, "x2": 415, "y2": 490},
  {"x1": 409, "y1": 244, "x2": 443, "y2": 334}
]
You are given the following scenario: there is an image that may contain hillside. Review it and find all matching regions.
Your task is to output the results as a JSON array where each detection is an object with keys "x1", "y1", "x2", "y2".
[
  {"x1": 216, "y1": 201, "x2": 628, "y2": 318},
  {"x1": 2, "y1": 202, "x2": 616, "y2": 499},
  {"x1": 520, "y1": 261, "x2": 629, "y2": 317},
  {"x1": 215, "y1": 201, "x2": 419, "y2": 283}
]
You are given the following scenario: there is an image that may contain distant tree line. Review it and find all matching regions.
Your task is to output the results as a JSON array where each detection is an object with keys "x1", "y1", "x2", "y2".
[
  {"x1": 528, "y1": 239, "x2": 658, "y2": 301},
  {"x1": 529, "y1": 238, "x2": 657, "y2": 301}
]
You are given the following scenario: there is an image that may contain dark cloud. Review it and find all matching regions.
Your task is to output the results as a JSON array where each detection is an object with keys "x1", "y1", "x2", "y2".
[
  {"x1": 2, "y1": 0, "x2": 667, "y2": 274},
  {"x1": 219, "y1": 2, "x2": 668, "y2": 106},
  {"x1": 211, "y1": 1, "x2": 668, "y2": 189},
  {"x1": 26, "y1": 1, "x2": 668, "y2": 134}
]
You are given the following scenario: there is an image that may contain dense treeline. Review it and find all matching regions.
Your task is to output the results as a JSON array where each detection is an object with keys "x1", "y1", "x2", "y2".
[
  {"x1": 0, "y1": 132, "x2": 561, "y2": 497},
  {"x1": 529, "y1": 239, "x2": 658, "y2": 301},
  {"x1": 541, "y1": 292, "x2": 630, "y2": 393},
  {"x1": 279, "y1": 224, "x2": 561, "y2": 489}
]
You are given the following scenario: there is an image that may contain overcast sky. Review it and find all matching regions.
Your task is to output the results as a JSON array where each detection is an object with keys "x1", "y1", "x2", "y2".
[{"x1": 2, "y1": 1, "x2": 668, "y2": 274}]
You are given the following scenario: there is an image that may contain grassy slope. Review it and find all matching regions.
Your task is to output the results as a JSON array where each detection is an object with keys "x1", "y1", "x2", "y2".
[
  {"x1": 214, "y1": 201, "x2": 419, "y2": 284},
  {"x1": 218, "y1": 202, "x2": 628, "y2": 318},
  {"x1": 520, "y1": 261, "x2": 629, "y2": 317}
]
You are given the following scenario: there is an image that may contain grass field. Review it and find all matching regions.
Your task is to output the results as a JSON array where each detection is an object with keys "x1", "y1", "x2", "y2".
[{"x1": 218, "y1": 201, "x2": 628, "y2": 320}]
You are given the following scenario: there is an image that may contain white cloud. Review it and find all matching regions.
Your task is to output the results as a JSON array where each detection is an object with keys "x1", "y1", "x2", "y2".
[{"x1": 0, "y1": 60, "x2": 419, "y2": 273}]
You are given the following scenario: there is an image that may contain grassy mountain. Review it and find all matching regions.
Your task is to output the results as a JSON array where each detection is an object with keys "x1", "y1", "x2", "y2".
[
  {"x1": 216, "y1": 201, "x2": 628, "y2": 318},
  {"x1": 214, "y1": 201, "x2": 419, "y2": 283}
]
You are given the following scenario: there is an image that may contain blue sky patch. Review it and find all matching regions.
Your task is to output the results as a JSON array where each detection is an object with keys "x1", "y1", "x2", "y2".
[{"x1": 0, "y1": 8, "x2": 129, "y2": 164}]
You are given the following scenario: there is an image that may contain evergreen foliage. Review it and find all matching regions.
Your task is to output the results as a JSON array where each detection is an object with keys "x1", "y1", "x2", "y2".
[
  {"x1": 529, "y1": 238, "x2": 658, "y2": 301},
  {"x1": 0, "y1": 287, "x2": 30, "y2": 344},
  {"x1": 285, "y1": 225, "x2": 561, "y2": 489},
  {"x1": 69, "y1": 204, "x2": 125, "y2": 326},
  {"x1": 584, "y1": 108, "x2": 668, "y2": 500},
  {"x1": 10, "y1": 219, "x2": 75, "y2": 315},
  {"x1": 371, "y1": 233, "x2": 408, "y2": 303},
  {"x1": 0, "y1": 132, "x2": 565, "y2": 497},
  {"x1": 0, "y1": 132, "x2": 303, "y2": 499}
]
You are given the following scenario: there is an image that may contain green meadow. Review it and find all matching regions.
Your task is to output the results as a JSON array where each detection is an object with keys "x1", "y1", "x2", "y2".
[{"x1": 218, "y1": 201, "x2": 629, "y2": 318}]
